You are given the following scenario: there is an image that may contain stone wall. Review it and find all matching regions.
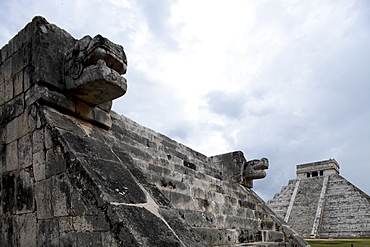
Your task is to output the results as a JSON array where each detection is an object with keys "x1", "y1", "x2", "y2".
[{"x1": 0, "y1": 16, "x2": 308, "y2": 246}]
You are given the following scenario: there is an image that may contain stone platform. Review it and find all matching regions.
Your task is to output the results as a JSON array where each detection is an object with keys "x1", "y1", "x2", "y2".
[{"x1": 0, "y1": 16, "x2": 308, "y2": 246}]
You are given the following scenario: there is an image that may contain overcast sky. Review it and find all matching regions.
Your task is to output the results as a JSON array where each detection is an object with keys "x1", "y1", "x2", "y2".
[{"x1": 1, "y1": 0, "x2": 369, "y2": 201}]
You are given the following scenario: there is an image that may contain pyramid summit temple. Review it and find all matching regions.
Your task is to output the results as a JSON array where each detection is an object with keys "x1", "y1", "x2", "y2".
[{"x1": 268, "y1": 159, "x2": 370, "y2": 238}]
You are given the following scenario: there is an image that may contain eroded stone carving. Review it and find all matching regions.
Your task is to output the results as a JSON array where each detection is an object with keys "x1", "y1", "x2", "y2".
[
  {"x1": 243, "y1": 158, "x2": 269, "y2": 188},
  {"x1": 210, "y1": 151, "x2": 269, "y2": 188},
  {"x1": 64, "y1": 35, "x2": 128, "y2": 105}
]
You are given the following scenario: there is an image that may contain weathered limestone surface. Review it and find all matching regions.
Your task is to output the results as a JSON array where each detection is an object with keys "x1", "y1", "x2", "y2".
[
  {"x1": 268, "y1": 159, "x2": 370, "y2": 238},
  {"x1": 0, "y1": 17, "x2": 309, "y2": 246}
]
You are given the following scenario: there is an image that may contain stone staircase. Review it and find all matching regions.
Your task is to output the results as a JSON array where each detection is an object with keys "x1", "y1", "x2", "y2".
[
  {"x1": 109, "y1": 112, "x2": 304, "y2": 246},
  {"x1": 268, "y1": 180, "x2": 297, "y2": 220},
  {"x1": 268, "y1": 176, "x2": 325, "y2": 238},
  {"x1": 286, "y1": 177, "x2": 324, "y2": 237},
  {"x1": 319, "y1": 174, "x2": 370, "y2": 238}
]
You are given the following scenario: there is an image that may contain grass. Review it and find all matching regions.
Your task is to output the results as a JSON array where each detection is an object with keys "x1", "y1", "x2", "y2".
[{"x1": 306, "y1": 239, "x2": 370, "y2": 247}]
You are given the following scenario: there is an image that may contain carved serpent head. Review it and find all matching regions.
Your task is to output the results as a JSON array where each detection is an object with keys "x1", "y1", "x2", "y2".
[
  {"x1": 64, "y1": 35, "x2": 128, "y2": 105},
  {"x1": 243, "y1": 158, "x2": 269, "y2": 187}
]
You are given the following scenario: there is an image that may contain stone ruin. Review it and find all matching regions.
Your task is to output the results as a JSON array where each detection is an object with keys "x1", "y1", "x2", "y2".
[
  {"x1": 0, "y1": 16, "x2": 309, "y2": 246},
  {"x1": 268, "y1": 159, "x2": 370, "y2": 238}
]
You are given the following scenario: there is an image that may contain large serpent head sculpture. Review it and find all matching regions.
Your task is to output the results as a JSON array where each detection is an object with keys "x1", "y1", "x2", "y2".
[
  {"x1": 64, "y1": 35, "x2": 128, "y2": 105},
  {"x1": 243, "y1": 158, "x2": 269, "y2": 188}
]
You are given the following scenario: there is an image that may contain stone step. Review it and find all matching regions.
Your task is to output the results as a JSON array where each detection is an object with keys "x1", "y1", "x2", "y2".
[
  {"x1": 177, "y1": 209, "x2": 275, "y2": 230},
  {"x1": 267, "y1": 180, "x2": 296, "y2": 220},
  {"x1": 193, "y1": 228, "x2": 284, "y2": 246},
  {"x1": 160, "y1": 190, "x2": 269, "y2": 219},
  {"x1": 282, "y1": 177, "x2": 324, "y2": 237},
  {"x1": 234, "y1": 242, "x2": 294, "y2": 247}
]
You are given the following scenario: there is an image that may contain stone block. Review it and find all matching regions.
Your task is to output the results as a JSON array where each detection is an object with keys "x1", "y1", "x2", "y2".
[
  {"x1": 58, "y1": 216, "x2": 73, "y2": 233},
  {"x1": 21, "y1": 42, "x2": 31, "y2": 69},
  {"x1": 263, "y1": 230, "x2": 284, "y2": 242},
  {"x1": 0, "y1": 143, "x2": 5, "y2": 174},
  {"x1": 114, "y1": 141, "x2": 151, "y2": 161},
  {"x1": 76, "y1": 232, "x2": 102, "y2": 247},
  {"x1": 2, "y1": 173, "x2": 15, "y2": 215},
  {"x1": 206, "y1": 191, "x2": 225, "y2": 203},
  {"x1": 13, "y1": 72, "x2": 23, "y2": 97},
  {"x1": 18, "y1": 133, "x2": 32, "y2": 168},
  {"x1": 191, "y1": 186, "x2": 206, "y2": 198},
  {"x1": 193, "y1": 228, "x2": 239, "y2": 246},
  {"x1": 7, "y1": 36, "x2": 15, "y2": 56},
  {"x1": 4, "y1": 78, "x2": 13, "y2": 103},
  {"x1": 39, "y1": 87, "x2": 76, "y2": 113},
  {"x1": 225, "y1": 216, "x2": 258, "y2": 229},
  {"x1": 35, "y1": 179, "x2": 53, "y2": 219},
  {"x1": 33, "y1": 151, "x2": 45, "y2": 182},
  {"x1": 2, "y1": 44, "x2": 10, "y2": 60},
  {"x1": 44, "y1": 128, "x2": 53, "y2": 150},
  {"x1": 167, "y1": 191, "x2": 194, "y2": 210},
  {"x1": 194, "y1": 198, "x2": 213, "y2": 213},
  {"x1": 52, "y1": 173, "x2": 71, "y2": 217},
  {"x1": 28, "y1": 106, "x2": 37, "y2": 133},
  {"x1": 1, "y1": 95, "x2": 25, "y2": 126},
  {"x1": 1, "y1": 215, "x2": 18, "y2": 246},
  {"x1": 238, "y1": 230, "x2": 263, "y2": 244},
  {"x1": 101, "y1": 232, "x2": 118, "y2": 247},
  {"x1": 15, "y1": 170, "x2": 35, "y2": 214},
  {"x1": 47, "y1": 147, "x2": 66, "y2": 176},
  {"x1": 72, "y1": 215, "x2": 95, "y2": 232},
  {"x1": 261, "y1": 220, "x2": 275, "y2": 230},
  {"x1": 18, "y1": 213, "x2": 36, "y2": 247},
  {"x1": 5, "y1": 113, "x2": 29, "y2": 143},
  {"x1": 93, "y1": 106, "x2": 112, "y2": 129},
  {"x1": 11, "y1": 49, "x2": 24, "y2": 75},
  {"x1": 37, "y1": 219, "x2": 59, "y2": 246},
  {"x1": 23, "y1": 67, "x2": 31, "y2": 91},
  {"x1": 158, "y1": 176, "x2": 189, "y2": 193},
  {"x1": 73, "y1": 212, "x2": 109, "y2": 232},
  {"x1": 6, "y1": 141, "x2": 18, "y2": 171},
  {"x1": 3, "y1": 57, "x2": 11, "y2": 83},
  {"x1": 181, "y1": 209, "x2": 216, "y2": 228},
  {"x1": 0, "y1": 83, "x2": 4, "y2": 106},
  {"x1": 32, "y1": 128, "x2": 44, "y2": 154},
  {"x1": 60, "y1": 232, "x2": 77, "y2": 247}
]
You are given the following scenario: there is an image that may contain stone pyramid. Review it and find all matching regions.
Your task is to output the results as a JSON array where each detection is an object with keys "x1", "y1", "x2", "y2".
[{"x1": 268, "y1": 159, "x2": 370, "y2": 238}]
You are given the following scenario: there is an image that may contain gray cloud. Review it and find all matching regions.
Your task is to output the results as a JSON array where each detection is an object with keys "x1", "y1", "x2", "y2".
[
  {"x1": 205, "y1": 90, "x2": 247, "y2": 119},
  {"x1": 139, "y1": 0, "x2": 180, "y2": 50}
]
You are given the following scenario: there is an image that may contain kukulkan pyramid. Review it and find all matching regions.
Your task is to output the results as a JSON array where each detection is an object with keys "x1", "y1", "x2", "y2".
[
  {"x1": 268, "y1": 159, "x2": 370, "y2": 238},
  {"x1": 0, "y1": 17, "x2": 309, "y2": 246}
]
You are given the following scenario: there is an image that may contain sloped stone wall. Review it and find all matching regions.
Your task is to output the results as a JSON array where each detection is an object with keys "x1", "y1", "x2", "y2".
[{"x1": 0, "y1": 16, "x2": 309, "y2": 246}]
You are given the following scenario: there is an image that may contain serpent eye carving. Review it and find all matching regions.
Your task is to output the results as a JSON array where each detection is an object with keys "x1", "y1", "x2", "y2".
[{"x1": 71, "y1": 62, "x2": 83, "y2": 79}]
